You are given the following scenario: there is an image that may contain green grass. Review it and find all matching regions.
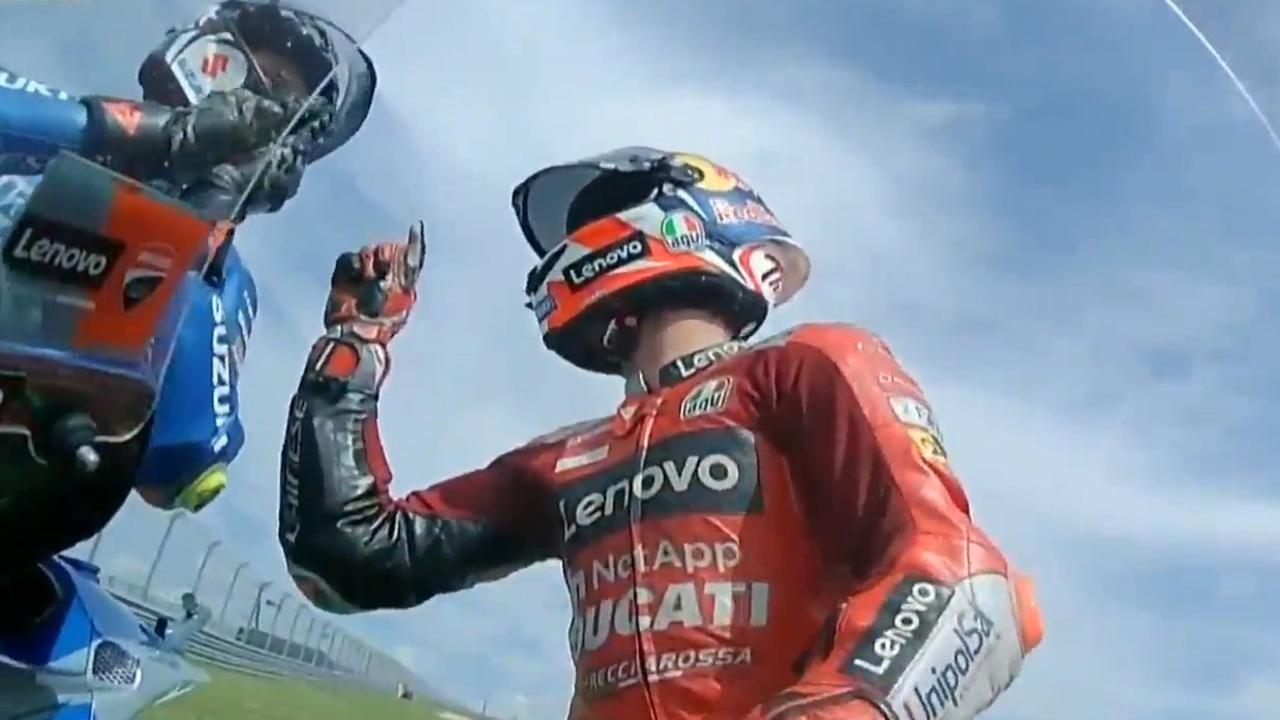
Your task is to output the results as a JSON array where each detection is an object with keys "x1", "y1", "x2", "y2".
[{"x1": 141, "y1": 664, "x2": 470, "y2": 720}]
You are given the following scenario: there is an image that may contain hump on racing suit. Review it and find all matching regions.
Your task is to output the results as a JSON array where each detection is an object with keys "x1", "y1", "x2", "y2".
[
  {"x1": 279, "y1": 321, "x2": 1044, "y2": 719},
  {"x1": 135, "y1": 245, "x2": 257, "y2": 511}
]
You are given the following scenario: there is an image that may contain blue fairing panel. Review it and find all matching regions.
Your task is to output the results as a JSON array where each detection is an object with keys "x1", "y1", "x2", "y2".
[
  {"x1": 0, "y1": 560, "x2": 93, "y2": 667},
  {"x1": 136, "y1": 246, "x2": 258, "y2": 491},
  {"x1": 0, "y1": 67, "x2": 86, "y2": 175},
  {"x1": 52, "y1": 706, "x2": 94, "y2": 720}
]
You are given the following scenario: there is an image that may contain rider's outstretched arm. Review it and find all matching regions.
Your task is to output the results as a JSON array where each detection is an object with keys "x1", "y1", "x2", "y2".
[
  {"x1": 278, "y1": 236, "x2": 558, "y2": 613},
  {"x1": 0, "y1": 68, "x2": 285, "y2": 179},
  {"x1": 746, "y1": 324, "x2": 1043, "y2": 720}
]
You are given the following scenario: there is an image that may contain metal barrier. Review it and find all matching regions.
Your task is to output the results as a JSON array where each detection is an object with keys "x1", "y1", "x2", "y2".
[
  {"x1": 87, "y1": 562, "x2": 491, "y2": 720},
  {"x1": 66, "y1": 502, "x2": 485, "y2": 715},
  {"x1": 109, "y1": 591, "x2": 356, "y2": 684},
  {"x1": 100, "y1": 570, "x2": 423, "y2": 696}
]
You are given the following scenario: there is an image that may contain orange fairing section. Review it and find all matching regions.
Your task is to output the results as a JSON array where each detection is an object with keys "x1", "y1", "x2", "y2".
[{"x1": 72, "y1": 181, "x2": 213, "y2": 353}]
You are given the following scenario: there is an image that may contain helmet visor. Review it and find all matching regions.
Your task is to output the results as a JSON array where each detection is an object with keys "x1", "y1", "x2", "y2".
[
  {"x1": 512, "y1": 146, "x2": 676, "y2": 257},
  {"x1": 142, "y1": 1, "x2": 386, "y2": 161}
]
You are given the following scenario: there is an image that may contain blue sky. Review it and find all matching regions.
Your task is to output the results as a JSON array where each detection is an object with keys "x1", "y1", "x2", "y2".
[{"x1": 9, "y1": 0, "x2": 1280, "y2": 717}]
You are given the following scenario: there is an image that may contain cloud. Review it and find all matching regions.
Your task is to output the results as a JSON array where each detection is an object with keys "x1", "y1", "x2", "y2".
[
  {"x1": 14, "y1": 0, "x2": 1280, "y2": 718},
  {"x1": 217, "y1": 0, "x2": 1280, "y2": 717}
]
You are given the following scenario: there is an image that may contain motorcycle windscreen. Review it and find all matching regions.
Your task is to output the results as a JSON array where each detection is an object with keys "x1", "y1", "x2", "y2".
[
  {"x1": 0, "y1": 0, "x2": 401, "y2": 442},
  {"x1": 1156, "y1": 0, "x2": 1280, "y2": 155}
]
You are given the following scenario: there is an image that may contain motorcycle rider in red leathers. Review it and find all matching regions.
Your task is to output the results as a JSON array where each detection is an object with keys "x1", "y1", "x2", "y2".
[{"x1": 278, "y1": 147, "x2": 1044, "y2": 719}]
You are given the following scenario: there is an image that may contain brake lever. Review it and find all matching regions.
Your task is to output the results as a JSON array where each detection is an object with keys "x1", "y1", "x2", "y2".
[{"x1": 402, "y1": 220, "x2": 427, "y2": 291}]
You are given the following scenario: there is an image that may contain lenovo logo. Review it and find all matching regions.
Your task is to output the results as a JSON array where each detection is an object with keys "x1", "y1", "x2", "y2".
[
  {"x1": 556, "y1": 427, "x2": 762, "y2": 552},
  {"x1": 2, "y1": 217, "x2": 123, "y2": 289},
  {"x1": 845, "y1": 576, "x2": 954, "y2": 691},
  {"x1": 562, "y1": 232, "x2": 650, "y2": 290}
]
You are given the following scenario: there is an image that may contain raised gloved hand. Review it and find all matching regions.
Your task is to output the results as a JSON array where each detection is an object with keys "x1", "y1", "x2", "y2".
[
  {"x1": 300, "y1": 223, "x2": 426, "y2": 401},
  {"x1": 168, "y1": 88, "x2": 290, "y2": 172},
  {"x1": 82, "y1": 88, "x2": 288, "y2": 180},
  {"x1": 324, "y1": 221, "x2": 427, "y2": 345}
]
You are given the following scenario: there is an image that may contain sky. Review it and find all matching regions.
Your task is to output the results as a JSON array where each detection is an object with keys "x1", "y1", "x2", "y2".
[{"x1": 6, "y1": 0, "x2": 1280, "y2": 718}]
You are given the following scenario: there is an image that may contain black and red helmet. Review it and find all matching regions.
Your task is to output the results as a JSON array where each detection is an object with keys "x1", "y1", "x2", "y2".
[
  {"x1": 138, "y1": 0, "x2": 377, "y2": 162},
  {"x1": 514, "y1": 147, "x2": 810, "y2": 375}
]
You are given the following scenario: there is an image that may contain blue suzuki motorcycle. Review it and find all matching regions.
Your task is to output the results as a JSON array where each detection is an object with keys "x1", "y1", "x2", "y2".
[
  {"x1": 0, "y1": 557, "x2": 210, "y2": 719},
  {"x1": 0, "y1": 1, "x2": 391, "y2": 717}
]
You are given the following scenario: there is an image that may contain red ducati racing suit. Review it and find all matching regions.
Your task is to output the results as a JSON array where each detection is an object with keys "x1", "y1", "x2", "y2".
[{"x1": 279, "y1": 322, "x2": 1043, "y2": 719}]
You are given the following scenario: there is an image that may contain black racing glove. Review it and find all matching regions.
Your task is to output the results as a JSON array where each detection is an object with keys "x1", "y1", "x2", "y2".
[
  {"x1": 184, "y1": 139, "x2": 307, "y2": 221},
  {"x1": 82, "y1": 88, "x2": 288, "y2": 181}
]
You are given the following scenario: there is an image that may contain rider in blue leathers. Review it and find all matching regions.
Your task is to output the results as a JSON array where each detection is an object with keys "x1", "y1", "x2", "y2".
[
  {"x1": 0, "y1": 1, "x2": 375, "y2": 620},
  {"x1": 0, "y1": 75, "x2": 278, "y2": 584}
]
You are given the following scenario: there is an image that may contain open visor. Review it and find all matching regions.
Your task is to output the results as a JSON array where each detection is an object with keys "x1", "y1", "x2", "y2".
[
  {"x1": 515, "y1": 146, "x2": 810, "y2": 306},
  {"x1": 513, "y1": 146, "x2": 684, "y2": 257}
]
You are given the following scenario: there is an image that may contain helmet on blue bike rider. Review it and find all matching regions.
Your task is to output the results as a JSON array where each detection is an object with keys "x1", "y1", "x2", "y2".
[
  {"x1": 139, "y1": 1, "x2": 335, "y2": 106},
  {"x1": 137, "y1": 1, "x2": 377, "y2": 162}
]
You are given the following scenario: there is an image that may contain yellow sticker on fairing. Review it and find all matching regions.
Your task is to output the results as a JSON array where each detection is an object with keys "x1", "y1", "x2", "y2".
[
  {"x1": 176, "y1": 464, "x2": 229, "y2": 512},
  {"x1": 907, "y1": 427, "x2": 949, "y2": 466}
]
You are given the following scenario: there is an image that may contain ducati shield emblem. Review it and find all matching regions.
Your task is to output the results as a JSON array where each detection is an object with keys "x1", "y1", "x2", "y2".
[{"x1": 121, "y1": 244, "x2": 176, "y2": 311}]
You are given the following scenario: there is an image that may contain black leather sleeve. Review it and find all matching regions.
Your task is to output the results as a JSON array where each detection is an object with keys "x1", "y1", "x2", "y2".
[{"x1": 278, "y1": 333, "x2": 556, "y2": 613}]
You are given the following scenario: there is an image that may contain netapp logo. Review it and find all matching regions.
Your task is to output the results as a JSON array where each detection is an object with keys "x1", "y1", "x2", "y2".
[
  {"x1": 562, "y1": 232, "x2": 649, "y2": 290},
  {"x1": 557, "y1": 427, "x2": 762, "y2": 551},
  {"x1": 2, "y1": 217, "x2": 124, "y2": 289}
]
